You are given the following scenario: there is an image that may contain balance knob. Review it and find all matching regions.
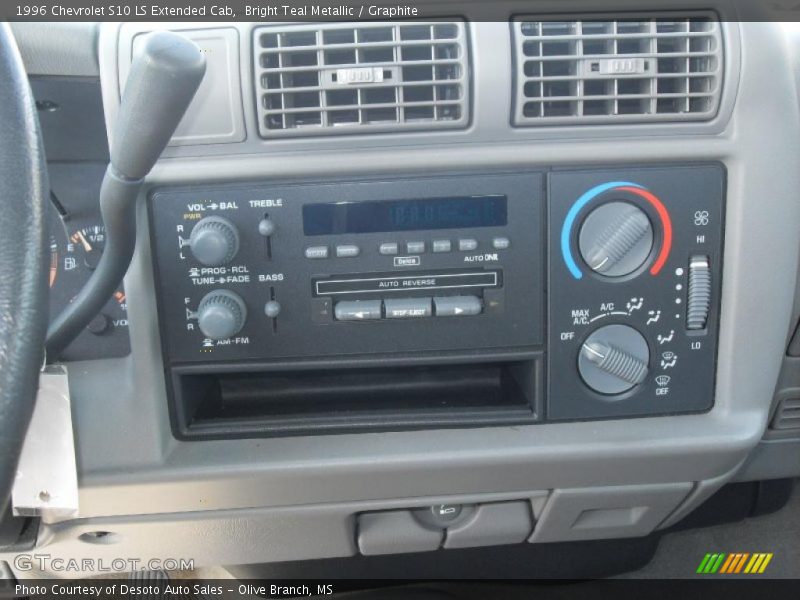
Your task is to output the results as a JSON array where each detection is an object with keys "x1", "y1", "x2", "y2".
[
  {"x1": 578, "y1": 324, "x2": 650, "y2": 395},
  {"x1": 197, "y1": 290, "x2": 247, "y2": 340},
  {"x1": 579, "y1": 202, "x2": 653, "y2": 277},
  {"x1": 189, "y1": 216, "x2": 240, "y2": 266}
]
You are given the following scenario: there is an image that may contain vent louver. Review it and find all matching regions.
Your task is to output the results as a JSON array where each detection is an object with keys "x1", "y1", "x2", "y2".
[
  {"x1": 512, "y1": 14, "x2": 723, "y2": 126},
  {"x1": 254, "y1": 21, "x2": 469, "y2": 138},
  {"x1": 771, "y1": 397, "x2": 800, "y2": 431}
]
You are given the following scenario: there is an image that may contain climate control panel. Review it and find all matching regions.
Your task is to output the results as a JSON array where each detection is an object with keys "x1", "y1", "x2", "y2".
[
  {"x1": 547, "y1": 166, "x2": 724, "y2": 419},
  {"x1": 148, "y1": 165, "x2": 724, "y2": 424}
]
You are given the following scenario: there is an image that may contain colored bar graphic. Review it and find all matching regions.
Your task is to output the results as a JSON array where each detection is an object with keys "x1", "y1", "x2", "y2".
[
  {"x1": 734, "y1": 553, "x2": 749, "y2": 573},
  {"x1": 745, "y1": 554, "x2": 758, "y2": 573},
  {"x1": 712, "y1": 554, "x2": 726, "y2": 573},
  {"x1": 698, "y1": 552, "x2": 773, "y2": 574},
  {"x1": 759, "y1": 553, "x2": 773, "y2": 573},
  {"x1": 718, "y1": 554, "x2": 735, "y2": 573},
  {"x1": 696, "y1": 554, "x2": 714, "y2": 573},
  {"x1": 701, "y1": 553, "x2": 726, "y2": 574},
  {"x1": 721, "y1": 554, "x2": 734, "y2": 573}
]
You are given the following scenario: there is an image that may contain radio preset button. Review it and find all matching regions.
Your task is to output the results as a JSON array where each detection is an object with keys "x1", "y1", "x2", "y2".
[
  {"x1": 492, "y1": 237, "x2": 510, "y2": 250},
  {"x1": 384, "y1": 298, "x2": 432, "y2": 319},
  {"x1": 406, "y1": 241, "x2": 426, "y2": 254},
  {"x1": 305, "y1": 246, "x2": 329, "y2": 259},
  {"x1": 379, "y1": 243, "x2": 399, "y2": 255},
  {"x1": 432, "y1": 240, "x2": 452, "y2": 253},
  {"x1": 336, "y1": 244, "x2": 361, "y2": 258},
  {"x1": 334, "y1": 300, "x2": 382, "y2": 321},
  {"x1": 434, "y1": 296, "x2": 482, "y2": 317},
  {"x1": 458, "y1": 238, "x2": 478, "y2": 251}
]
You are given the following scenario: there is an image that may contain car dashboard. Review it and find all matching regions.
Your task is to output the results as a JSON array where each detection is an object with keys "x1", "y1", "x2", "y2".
[{"x1": 4, "y1": 3, "x2": 800, "y2": 576}]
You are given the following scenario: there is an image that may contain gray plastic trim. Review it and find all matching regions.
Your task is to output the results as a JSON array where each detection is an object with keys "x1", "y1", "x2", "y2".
[
  {"x1": 765, "y1": 356, "x2": 800, "y2": 440},
  {"x1": 11, "y1": 490, "x2": 549, "y2": 571},
  {"x1": 252, "y1": 21, "x2": 470, "y2": 138},
  {"x1": 658, "y1": 466, "x2": 740, "y2": 528},
  {"x1": 444, "y1": 501, "x2": 534, "y2": 549},
  {"x1": 733, "y1": 439, "x2": 800, "y2": 482},
  {"x1": 4, "y1": 20, "x2": 797, "y2": 568},
  {"x1": 11, "y1": 23, "x2": 99, "y2": 77},
  {"x1": 511, "y1": 12, "x2": 724, "y2": 127},
  {"x1": 118, "y1": 27, "x2": 245, "y2": 147},
  {"x1": 69, "y1": 23, "x2": 797, "y2": 519},
  {"x1": 358, "y1": 511, "x2": 443, "y2": 555},
  {"x1": 530, "y1": 482, "x2": 693, "y2": 542},
  {"x1": 98, "y1": 15, "x2": 741, "y2": 159}
]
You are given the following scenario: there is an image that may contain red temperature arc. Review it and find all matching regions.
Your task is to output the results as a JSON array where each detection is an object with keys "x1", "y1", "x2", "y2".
[{"x1": 615, "y1": 186, "x2": 673, "y2": 276}]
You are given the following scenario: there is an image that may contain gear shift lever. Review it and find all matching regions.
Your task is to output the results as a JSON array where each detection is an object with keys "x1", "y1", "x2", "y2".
[{"x1": 46, "y1": 31, "x2": 206, "y2": 358}]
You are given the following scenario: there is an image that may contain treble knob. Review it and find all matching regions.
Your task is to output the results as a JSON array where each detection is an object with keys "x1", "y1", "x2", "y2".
[
  {"x1": 578, "y1": 324, "x2": 649, "y2": 395},
  {"x1": 189, "y1": 216, "x2": 240, "y2": 266},
  {"x1": 579, "y1": 202, "x2": 653, "y2": 278}
]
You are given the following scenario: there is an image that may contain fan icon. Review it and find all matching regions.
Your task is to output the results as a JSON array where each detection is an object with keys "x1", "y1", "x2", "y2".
[{"x1": 694, "y1": 210, "x2": 710, "y2": 226}]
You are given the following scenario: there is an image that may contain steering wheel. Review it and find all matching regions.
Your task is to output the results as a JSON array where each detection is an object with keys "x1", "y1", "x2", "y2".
[{"x1": 0, "y1": 24, "x2": 49, "y2": 515}]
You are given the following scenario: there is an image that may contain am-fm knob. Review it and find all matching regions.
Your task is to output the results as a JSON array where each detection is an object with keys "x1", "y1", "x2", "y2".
[
  {"x1": 189, "y1": 216, "x2": 240, "y2": 266},
  {"x1": 579, "y1": 202, "x2": 653, "y2": 278},
  {"x1": 197, "y1": 290, "x2": 247, "y2": 340}
]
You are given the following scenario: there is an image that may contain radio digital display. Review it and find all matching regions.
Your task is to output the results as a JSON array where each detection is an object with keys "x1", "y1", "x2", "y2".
[{"x1": 303, "y1": 195, "x2": 508, "y2": 236}]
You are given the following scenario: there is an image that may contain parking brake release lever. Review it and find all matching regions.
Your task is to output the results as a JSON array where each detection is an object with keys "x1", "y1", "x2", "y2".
[{"x1": 45, "y1": 31, "x2": 206, "y2": 359}]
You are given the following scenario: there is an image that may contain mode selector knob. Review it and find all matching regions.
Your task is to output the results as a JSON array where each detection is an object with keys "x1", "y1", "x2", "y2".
[
  {"x1": 578, "y1": 324, "x2": 650, "y2": 395},
  {"x1": 197, "y1": 290, "x2": 247, "y2": 340},
  {"x1": 579, "y1": 202, "x2": 653, "y2": 277},
  {"x1": 189, "y1": 216, "x2": 240, "y2": 266}
]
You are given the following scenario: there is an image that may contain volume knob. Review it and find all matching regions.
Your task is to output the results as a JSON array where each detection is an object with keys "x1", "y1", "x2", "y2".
[
  {"x1": 189, "y1": 216, "x2": 240, "y2": 266},
  {"x1": 197, "y1": 290, "x2": 247, "y2": 340},
  {"x1": 579, "y1": 202, "x2": 653, "y2": 277}
]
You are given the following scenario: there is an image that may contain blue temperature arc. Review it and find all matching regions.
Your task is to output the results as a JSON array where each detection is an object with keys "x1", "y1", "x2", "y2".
[{"x1": 560, "y1": 181, "x2": 645, "y2": 279}]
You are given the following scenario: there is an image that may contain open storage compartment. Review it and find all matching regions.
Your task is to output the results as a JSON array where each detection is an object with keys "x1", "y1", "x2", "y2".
[{"x1": 172, "y1": 359, "x2": 540, "y2": 439}]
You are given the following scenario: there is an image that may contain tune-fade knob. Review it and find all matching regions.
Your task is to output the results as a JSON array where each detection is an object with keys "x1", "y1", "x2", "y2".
[
  {"x1": 197, "y1": 290, "x2": 247, "y2": 341},
  {"x1": 579, "y1": 202, "x2": 654, "y2": 278},
  {"x1": 188, "y1": 216, "x2": 240, "y2": 266}
]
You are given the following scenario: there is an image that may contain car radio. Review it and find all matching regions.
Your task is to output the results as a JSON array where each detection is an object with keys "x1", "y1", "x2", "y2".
[{"x1": 148, "y1": 165, "x2": 724, "y2": 437}]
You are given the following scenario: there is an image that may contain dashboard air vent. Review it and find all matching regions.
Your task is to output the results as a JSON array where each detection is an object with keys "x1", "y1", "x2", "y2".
[
  {"x1": 254, "y1": 22, "x2": 469, "y2": 138},
  {"x1": 512, "y1": 14, "x2": 723, "y2": 126},
  {"x1": 771, "y1": 397, "x2": 800, "y2": 431}
]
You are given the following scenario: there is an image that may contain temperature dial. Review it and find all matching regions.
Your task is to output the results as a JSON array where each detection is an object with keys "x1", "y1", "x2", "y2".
[
  {"x1": 189, "y1": 216, "x2": 240, "y2": 267},
  {"x1": 197, "y1": 290, "x2": 247, "y2": 340},
  {"x1": 578, "y1": 324, "x2": 649, "y2": 395},
  {"x1": 579, "y1": 202, "x2": 653, "y2": 277}
]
